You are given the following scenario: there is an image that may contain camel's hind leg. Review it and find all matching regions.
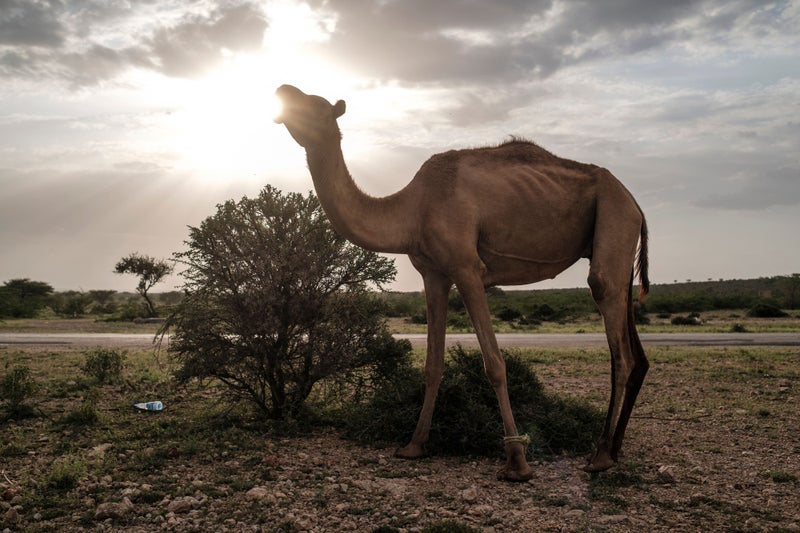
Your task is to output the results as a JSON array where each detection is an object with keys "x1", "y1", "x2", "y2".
[{"x1": 585, "y1": 256, "x2": 649, "y2": 472}]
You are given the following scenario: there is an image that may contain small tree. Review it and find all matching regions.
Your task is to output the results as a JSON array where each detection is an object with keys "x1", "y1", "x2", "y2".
[
  {"x1": 51, "y1": 291, "x2": 93, "y2": 318},
  {"x1": 163, "y1": 186, "x2": 400, "y2": 419},
  {"x1": 0, "y1": 278, "x2": 53, "y2": 318},
  {"x1": 88, "y1": 290, "x2": 117, "y2": 314},
  {"x1": 114, "y1": 253, "x2": 173, "y2": 317}
]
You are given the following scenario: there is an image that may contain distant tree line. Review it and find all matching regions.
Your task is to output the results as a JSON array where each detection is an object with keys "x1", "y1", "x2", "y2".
[
  {"x1": 380, "y1": 274, "x2": 800, "y2": 326},
  {"x1": 2, "y1": 274, "x2": 798, "y2": 323},
  {"x1": 0, "y1": 278, "x2": 182, "y2": 320}
]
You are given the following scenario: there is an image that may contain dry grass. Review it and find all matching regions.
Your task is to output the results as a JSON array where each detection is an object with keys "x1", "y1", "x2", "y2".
[{"x1": 1, "y1": 342, "x2": 799, "y2": 531}]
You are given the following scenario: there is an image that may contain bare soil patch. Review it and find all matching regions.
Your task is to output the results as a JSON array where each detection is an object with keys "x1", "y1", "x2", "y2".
[{"x1": 1, "y1": 344, "x2": 799, "y2": 532}]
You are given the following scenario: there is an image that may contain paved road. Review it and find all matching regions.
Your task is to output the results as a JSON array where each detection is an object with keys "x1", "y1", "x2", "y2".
[
  {"x1": 2, "y1": 332, "x2": 799, "y2": 348},
  {"x1": 397, "y1": 332, "x2": 800, "y2": 348}
]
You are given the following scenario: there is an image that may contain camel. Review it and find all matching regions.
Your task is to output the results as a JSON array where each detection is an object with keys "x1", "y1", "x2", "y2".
[{"x1": 273, "y1": 84, "x2": 650, "y2": 481}]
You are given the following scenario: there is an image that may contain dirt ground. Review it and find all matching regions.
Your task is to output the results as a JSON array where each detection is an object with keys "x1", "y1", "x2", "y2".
[{"x1": 1, "y1": 343, "x2": 799, "y2": 532}]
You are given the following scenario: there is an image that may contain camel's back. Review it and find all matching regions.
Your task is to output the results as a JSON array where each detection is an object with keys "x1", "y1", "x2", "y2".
[
  {"x1": 414, "y1": 139, "x2": 603, "y2": 208},
  {"x1": 411, "y1": 139, "x2": 608, "y2": 272},
  {"x1": 469, "y1": 139, "x2": 599, "y2": 173}
]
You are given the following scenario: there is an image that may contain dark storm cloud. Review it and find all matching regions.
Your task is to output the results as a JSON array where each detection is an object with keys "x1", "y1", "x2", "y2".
[{"x1": 0, "y1": 1, "x2": 268, "y2": 87}]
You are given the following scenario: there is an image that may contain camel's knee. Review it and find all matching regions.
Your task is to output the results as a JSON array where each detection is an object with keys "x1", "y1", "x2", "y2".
[{"x1": 587, "y1": 271, "x2": 607, "y2": 303}]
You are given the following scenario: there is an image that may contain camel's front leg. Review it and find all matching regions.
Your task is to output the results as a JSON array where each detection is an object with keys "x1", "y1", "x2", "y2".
[
  {"x1": 455, "y1": 271, "x2": 532, "y2": 482},
  {"x1": 395, "y1": 272, "x2": 450, "y2": 460}
]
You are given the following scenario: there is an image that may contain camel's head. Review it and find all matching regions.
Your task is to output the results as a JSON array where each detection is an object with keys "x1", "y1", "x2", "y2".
[{"x1": 273, "y1": 84, "x2": 346, "y2": 148}]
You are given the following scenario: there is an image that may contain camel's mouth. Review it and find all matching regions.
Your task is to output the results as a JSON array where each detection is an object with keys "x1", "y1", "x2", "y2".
[
  {"x1": 273, "y1": 84, "x2": 306, "y2": 124},
  {"x1": 270, "y1": 93, "x2": 284, "y2": 124}
]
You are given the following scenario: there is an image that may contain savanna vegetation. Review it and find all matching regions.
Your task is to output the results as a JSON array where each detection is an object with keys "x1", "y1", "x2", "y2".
[
  {"x1": 2, "y1": 343, "x2": 798, "y2": 531},
  {"x1": 3, "y1": 274, "x2": 799, "y2": 332},
  {"x1": 1, "y1": 184, "x2": 798, "y2": 530},
  {"x1": 0, "y1": 278, "x2": 182, "y2": 323}
]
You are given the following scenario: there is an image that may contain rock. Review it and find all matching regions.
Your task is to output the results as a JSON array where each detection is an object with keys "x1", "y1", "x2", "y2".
[
  {"x1": 460, "y1": 485, "x2": 479, "y2": 503},
  {"x1": 1, "y1": 487, "x2": 18, "y2": 502},
  {"x1": 376, "y1": 478, "x2": 407, "y2": 498},
  {"x1": 657, "y1": 465, "x2": 677, "y2": 484},
  {"x1": 351, "y1": 479, "x2": 373, "y2": 492},
  {"x1": 564, "y1": 509, "x2": 585, "y2": 520},
  {"x1": 4, "y1": 507, "x2": 19, "y2": 524},
  {"x1": 245, "y1": 486, "x2": 276, "y2": 504},
  {"x1": 167, "y1": 496, "x2": 198, "y2": 514},
  {"x1": 88, "y1": 443, "x2": 113, "y2": 459},
  {"x1": 94, "y1": 498, "x2": 133, "y2": 520},
  {"x1": 596, "y1": 514, "x2": 629, "y2": 525},
  {"x1": 468, "y1": 504, "x2": 494, "y2": 517}
]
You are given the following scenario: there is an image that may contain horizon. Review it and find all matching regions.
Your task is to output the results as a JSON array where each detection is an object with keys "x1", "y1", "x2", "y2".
[{"x1": 13, "y1": 272, "x2": 799, "y2": 296}]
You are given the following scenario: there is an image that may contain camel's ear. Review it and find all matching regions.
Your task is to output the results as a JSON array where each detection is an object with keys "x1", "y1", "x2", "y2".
[{"x1": 333, "y1": 99, "x2": 346, "y2": 118}]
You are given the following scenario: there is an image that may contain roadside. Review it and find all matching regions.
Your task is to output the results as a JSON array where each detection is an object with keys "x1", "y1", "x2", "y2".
[{"x1": 3, "y1": 311, "x2": 800, "y2": 337}]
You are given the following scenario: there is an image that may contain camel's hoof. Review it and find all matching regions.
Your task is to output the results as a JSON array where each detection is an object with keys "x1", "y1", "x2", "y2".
[
  {"x1": 497, "y1": 463, "x2": 533, "y2": 482},
  {"x1": 583, "y1": 450, "x2": 616, "y2": 473},
  {"x1": 394, "y1": 443, "x2": 426, "y2": 460}
]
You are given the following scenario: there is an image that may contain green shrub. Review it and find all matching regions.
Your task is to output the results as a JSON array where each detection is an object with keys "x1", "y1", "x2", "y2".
[
  {"x1": 1, "y1": 365, "x2": 38, "y2": 418},
  {"x1": 344, "y1": 346, "x2": 603, "y2": 458},
  {"x1": 671, "y1": 315, "x2": 701, "y2": 326},
  {"x1": 409, "y1": 308, "x2": 427, "y2": 324},
  {"x1": 45, "y1": 455, "x2": 87, "y2": 491},
  {"x1": 633, "y1": 305, "x2": 650, "y2": 325},
  {"x1": 730, "y1": 323, "x2": 747, "y2": 333},
  {"x1": 447, "y1": 313, "x2": 471, "y2": 330},
  {"x1": 82, "y1": 348, "x2": 127, "y2": 384},
  {"x1": 761, "y1": 470, "x2": 797, "y2": 483},
  {"x1": 165, "y1": 188, "x2": 398, "y2": 420},
  {"x1": 62, "y1": 388, "x2": 100, "y2": 425},
  {"x1": 747, "y1": 303, "x2": 788, "y2": 318},
  {"x1": 496, "y1": 306, "x2": 522, "y2": 322}
]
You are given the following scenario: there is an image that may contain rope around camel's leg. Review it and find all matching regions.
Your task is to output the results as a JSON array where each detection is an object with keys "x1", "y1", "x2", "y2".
[
  {"x1": 499, "y1": 434, "x2": 533, "y2": 481},
  {"x1": 503, "y1": 434, "x2": 531, "y2": 447}
]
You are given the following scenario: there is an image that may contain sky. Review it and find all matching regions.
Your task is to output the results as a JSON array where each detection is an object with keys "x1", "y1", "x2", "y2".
[{"x1": 1, "y1": 0, "x2": 798, "y2": 293}]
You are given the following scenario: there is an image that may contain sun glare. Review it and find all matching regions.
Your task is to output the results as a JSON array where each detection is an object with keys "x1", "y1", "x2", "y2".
[
  {"x1": 268, "y1": 92, "x2": 283, "y2": 122},
  {"x1": 160, "y1": 1, "x2": 351, "y2": 182}
]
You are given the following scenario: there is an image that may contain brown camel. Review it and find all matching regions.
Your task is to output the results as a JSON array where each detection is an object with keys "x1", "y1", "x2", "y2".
[{"x1": 274, "y1": 84, "x2": 650, "y2": 481}]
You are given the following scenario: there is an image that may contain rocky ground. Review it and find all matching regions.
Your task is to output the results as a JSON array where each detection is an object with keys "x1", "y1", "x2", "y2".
[{"x1": 2, "y1": 344, "x2": 799, "y2": 532}]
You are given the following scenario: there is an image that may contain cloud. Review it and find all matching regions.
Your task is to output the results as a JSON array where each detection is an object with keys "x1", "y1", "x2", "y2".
[
  {"x1": 0, "y1": 0, "x2": 66, "y2": 47},
  {"x1": 1, "y1": 0, "x2": 794, "y2": 91},
  {"x1": 0, "y1": 1, "x2": 268, "y2": 87},
  {"x1": 695, "y1": 166, "x2": 800, "y2": 210},
  {"x1": 146, "y1": 3, "x2": 268, "y2": 78},
  {"x1": 304, "y1": 0, "x2": 792, "y2": 87}
]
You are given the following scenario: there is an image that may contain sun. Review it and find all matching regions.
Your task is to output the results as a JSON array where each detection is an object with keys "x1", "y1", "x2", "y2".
[{"x1": 165, "y1": 1, "x2": 352, "y2": 182}]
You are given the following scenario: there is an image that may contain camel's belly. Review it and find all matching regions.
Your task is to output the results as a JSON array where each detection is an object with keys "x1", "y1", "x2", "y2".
[{"x1": 478, "y1": 244, "x2": 583, "y2": 287}]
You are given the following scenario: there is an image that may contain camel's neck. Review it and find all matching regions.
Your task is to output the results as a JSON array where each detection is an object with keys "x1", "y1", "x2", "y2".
[{"x1": 305, "y1": 140, "x2": 412, "y2": 254}]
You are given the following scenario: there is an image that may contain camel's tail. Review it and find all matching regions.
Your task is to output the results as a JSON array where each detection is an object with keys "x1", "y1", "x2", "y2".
[{"x1": 635, "y1": 215, "x2": 650, "y2": 302}]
